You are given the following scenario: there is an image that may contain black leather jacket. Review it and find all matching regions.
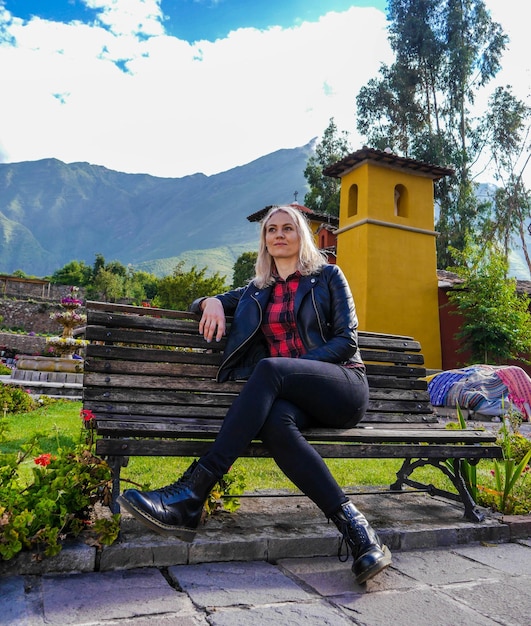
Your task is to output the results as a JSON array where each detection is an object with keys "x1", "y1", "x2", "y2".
[{"x1": 190, "y1": 264, "x2": 363, "y2": 382}]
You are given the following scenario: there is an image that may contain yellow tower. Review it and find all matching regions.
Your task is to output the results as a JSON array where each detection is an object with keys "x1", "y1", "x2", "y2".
[{"x1": 324, "y1": 148, "x2": 453, "y2": 369}]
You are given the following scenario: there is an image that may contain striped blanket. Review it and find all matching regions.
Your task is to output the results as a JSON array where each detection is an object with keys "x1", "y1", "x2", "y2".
[{"x1": 427, "y1": 365, "x2": 531, "y2": 420}]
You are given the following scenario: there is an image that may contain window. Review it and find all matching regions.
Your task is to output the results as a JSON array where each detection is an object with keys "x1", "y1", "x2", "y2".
[
  {"x1": 394, "y1": 184, "x2": 408, "y2": 217},
  {"x1": 348, "y1": 184, "x2": 358, "y2": 217}
]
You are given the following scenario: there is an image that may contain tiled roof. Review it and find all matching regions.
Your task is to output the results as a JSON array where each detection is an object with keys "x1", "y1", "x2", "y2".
[
  {"x1": 323, "y1": 147, "x2": 454, "y2": 180},
  {"x1": 437, "y1": 269, "x2": 531, "y2": 294},
  {"x1": 247, "y1": 203, "x2": 339, "y2": 226}
]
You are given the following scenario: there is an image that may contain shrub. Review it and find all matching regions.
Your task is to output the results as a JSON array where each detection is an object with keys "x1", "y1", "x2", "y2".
[
  {"x1": 508, "y1": 433, "x2": 531, "y2": 464},
  {"x1": 0, "y1": 411, "x2": 119, "y2": 561},
  {"x1": 0, "y1": 383, "x2": 36, "y2": 413}
]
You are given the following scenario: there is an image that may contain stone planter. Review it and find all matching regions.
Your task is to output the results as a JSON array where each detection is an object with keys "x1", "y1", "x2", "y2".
[{"x1": 15, "y1": 355, "x2": 84, "y2": 374}]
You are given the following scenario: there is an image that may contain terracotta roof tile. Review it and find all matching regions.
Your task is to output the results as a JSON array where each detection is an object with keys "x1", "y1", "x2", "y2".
[{"x1": 324, "y1": 147, "x2": 454, "y2": 180}]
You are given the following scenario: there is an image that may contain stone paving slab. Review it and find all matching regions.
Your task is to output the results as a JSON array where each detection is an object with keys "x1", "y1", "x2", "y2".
[
  {"x1": 168, "y1": 560, "x2": 355, "y2": 626},
  {"x1": 3, "y1": 543, "x2": 531, "y2": 625},
  {"x1": 2, "y1": 575, "x2": 41, "y2": 626},
  {"x1": 387, "y1": 547, "x2": 504, "y2": 585},
  {"x1": 452, "y1": 541, "x2": 531, "y2": 576},
  {"x1": 41, "y1": 568, "x2": 200, "y2": 626},
  {"x1": 445, "y1": 576, "x2": 531, "y2": 626},
  {"x1": 330, "y1": 585, "x2": 501, "y2": 626},
  {"x1": 168, "y1": 560, "x2": 313, "y2": 607},
  {"x1": 203, "y1": 600, "x2": 355, "y2": 626},
  {"x1": 278, "y1": 543, "x2": 531, "y2": 626}
]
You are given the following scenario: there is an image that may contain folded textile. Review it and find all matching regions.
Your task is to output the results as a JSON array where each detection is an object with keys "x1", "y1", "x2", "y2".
[
  {"x1": 427, "y1": 370, "x2": 468, "y2": 406},
  {"x1": 446, "y1": 366, "x2": 508, "y2": 415},
  {"x1": 427, "y1": 364, "x2": 531, "y2": 420},
  {"x1": 494, "y1": 366, "x2": 531, "y2": 420}
]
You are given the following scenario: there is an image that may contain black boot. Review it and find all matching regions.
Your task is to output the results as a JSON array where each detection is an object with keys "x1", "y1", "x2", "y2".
[
  {"x1": 117, "y1": 461, "x2": 217, "y2": 540},
  {"x1": 330, "y1": 501, "x2": 392, "y2": 584}
]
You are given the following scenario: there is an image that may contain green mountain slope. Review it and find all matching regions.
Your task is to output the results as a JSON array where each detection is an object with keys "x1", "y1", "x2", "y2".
[
  {"x1": 134, "y1": 242, "x2": 258, "y2": 283},
  {"x1": 0, "y1": 142, "x2": 313, "y2": 277},
  {"x1": 0, "y1": 211, "x2": 56, "y2": 271}
]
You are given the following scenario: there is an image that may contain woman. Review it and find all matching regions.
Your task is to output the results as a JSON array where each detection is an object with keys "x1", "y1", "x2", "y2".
[{"x1": 118, "y1": 205, "x2": 392, "y2": 584}]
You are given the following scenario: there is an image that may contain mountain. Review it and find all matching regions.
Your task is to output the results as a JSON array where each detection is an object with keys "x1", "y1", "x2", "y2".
[
  {"x1": 3, "y1": 144, "x2": 530, "y2": 283},
  {"x1": 0, "y1": 142, "x2": 314, "y2": 278}
]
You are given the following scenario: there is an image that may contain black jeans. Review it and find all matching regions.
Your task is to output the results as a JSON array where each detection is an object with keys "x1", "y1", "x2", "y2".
[{"x1": 200, "y1": 357, "x2": 369, "y2": 517}]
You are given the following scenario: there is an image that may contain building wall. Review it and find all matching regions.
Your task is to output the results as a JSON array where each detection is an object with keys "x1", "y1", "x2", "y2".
[
  {"x1": 336, "y1": 161, "x2": 442, "y2": 369},
  {"x1": 438, "y1": 287, "x2": 531, "y2": 376},
  {"x1": 0, "y1": 279, "x2": 74, "y2": 301}
]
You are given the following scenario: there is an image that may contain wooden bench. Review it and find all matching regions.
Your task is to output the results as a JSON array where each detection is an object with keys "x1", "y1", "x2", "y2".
[{"x1": 82, "y1": 301, "x2": 503, "y2": 523}]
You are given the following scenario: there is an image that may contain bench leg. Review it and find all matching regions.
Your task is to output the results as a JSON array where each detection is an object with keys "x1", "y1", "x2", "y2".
[
  {"x1": 390, "y1": 458, "x2": 484, "y2": 523},
  {"x1": 450, "y1": 458, "x2": 485, "y2": 523},
  {"x1": 108, "y1": 456, "x2": 124, "y2": 514},
  {"x1": 390, "y1": 458, "x2": 412, "y2": 492}
]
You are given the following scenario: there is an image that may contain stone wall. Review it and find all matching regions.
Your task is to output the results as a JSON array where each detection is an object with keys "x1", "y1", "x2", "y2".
[
  {"x1": 0, "y1": 296, "x2": 87, "y2": 358},
  {"x1": 0, "y1": 280, "x2": 86, "y2": 301},
  {"x1": 0, "y1": 332, "x2": 47, "y2": 358},
  {"x1": 0, "y1": 299, "x2": 86, "y2": 335}
]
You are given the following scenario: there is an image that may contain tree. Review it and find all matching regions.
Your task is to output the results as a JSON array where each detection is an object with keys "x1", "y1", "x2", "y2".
[
  {"x1": 127, "y1": 270, "x2": 159, "y2": 303},
  {"x1": 92, "y1": 253, "x2": 106, "y2": 277},
  {"x1": 356, "y1": 0, "x2": 508, "y2": 268},
  {"x1": 480, "y1": 86, "x2": 531, "y2": 272},
  {"x1": 50, "y1": 260, "x2": 93, "y2": 286},
  {"x1": 232, "y1": 252, "x2": 257, "y2": 288},
  {"x1": 105, "y1": 260, "x2": 128, "y2": 277},
  {"x1": 91, "y1": 268, "x2": 125, "y2": 303},
  {"x1": 154, "y1": 263, "x2": 228, "y2": 311},
  {"x1": 447, "y1": 238, "x2": 531, "y2": 364},
  {"x1": 304, "y1": 118, "x2": 351, "y2": 216}
]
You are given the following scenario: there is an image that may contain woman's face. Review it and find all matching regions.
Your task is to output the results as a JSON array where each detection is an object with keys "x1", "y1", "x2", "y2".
[{"x1": 264, "y1": 211, "x2": 301, "y2": 264}]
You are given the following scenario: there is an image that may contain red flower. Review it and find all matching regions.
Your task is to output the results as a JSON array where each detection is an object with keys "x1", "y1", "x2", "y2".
[
  {"x1": 34, "y1": 453, "x2": 53, "y2": 467},
  {"x1": 80, "y1": 409, "x2": 95, "y2": 422}
]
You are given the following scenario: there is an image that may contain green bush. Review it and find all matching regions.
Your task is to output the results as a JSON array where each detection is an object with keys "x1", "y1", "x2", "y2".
[
  {"x1": 0, "y1": 384, "x2": 36, "y2": 413},
  {"x1": 0, "y1": 363, "x2": 12, "y2": 375},
  {"x1": 505, "y1": 433, "x2": 531, "y2": 465}
]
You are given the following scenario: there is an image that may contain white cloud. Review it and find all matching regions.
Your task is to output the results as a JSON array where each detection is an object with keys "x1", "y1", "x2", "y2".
[
  {"x1": 484, "y1": 0, "x2": 531, "y2": 99},
  {"x1": 0, "y1": 2, "x2": 392, "y2": 177},
  {"x1": 85, "y1": 0, "x2": 165, "y2": 37},
  {"x1": 0, "y1": 0, "x2": 528, "y2": 182}
]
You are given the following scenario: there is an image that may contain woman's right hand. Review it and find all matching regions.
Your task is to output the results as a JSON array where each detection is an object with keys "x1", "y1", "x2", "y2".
[{"x1": 199, "y1": 297, "x2": 226, "y2": 343}]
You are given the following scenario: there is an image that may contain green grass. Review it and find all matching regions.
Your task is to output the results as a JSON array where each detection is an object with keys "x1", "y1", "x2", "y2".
[
  {"x1": 1, "y1": 400, "x2": 458, "y2": 495},
  {"x1": 4, "y1": 400, "x2": 530, "y2": 514},
  {"x1": 1, "y1": 401, "x2": 80, "y2": 454}
]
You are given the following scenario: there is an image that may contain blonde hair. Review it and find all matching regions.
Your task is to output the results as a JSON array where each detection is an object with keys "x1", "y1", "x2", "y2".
[{"x1": 253, "y1": 205, "x2": 328, "y2": 288}]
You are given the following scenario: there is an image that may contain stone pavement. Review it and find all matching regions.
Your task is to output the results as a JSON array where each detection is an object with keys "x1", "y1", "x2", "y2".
[{"x1": 2, "y1": 491, "x2": 531, "y2": 625}]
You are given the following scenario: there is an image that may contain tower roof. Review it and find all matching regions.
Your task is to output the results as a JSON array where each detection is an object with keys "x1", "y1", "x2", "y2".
[
  {"x1": 323, "y1": 147, "x2": 454, "y2": 180},
  {"x1": 247, "y1": 203, "x2": 339, "y2": 226}
]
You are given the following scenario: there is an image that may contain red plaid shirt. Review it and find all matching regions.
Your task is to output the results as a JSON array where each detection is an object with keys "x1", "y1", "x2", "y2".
[{"x1": 262, "y1": 272, "x2": 306, "y2": 358}]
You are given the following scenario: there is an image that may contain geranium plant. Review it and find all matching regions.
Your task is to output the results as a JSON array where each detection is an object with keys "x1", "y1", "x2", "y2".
[{"x1": 0, "y1": 409, "x2": 120, "y2": 561}]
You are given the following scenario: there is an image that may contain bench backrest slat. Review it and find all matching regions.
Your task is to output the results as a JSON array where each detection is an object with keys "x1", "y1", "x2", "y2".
[{"x1": 83, "y1": 301, "x2": 435, "y2": 429}]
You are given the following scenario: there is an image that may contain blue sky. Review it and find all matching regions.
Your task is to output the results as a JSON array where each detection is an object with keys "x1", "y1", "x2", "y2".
[
  {"x1": 160, "y1": 0, "x2": 388, "y2": 41},
  {"x1": 0, "y1": 0, "x2": 527, "y2": 182},
  {"x1": 4, "y1": 0, "x2": 388, "y2": 42}
]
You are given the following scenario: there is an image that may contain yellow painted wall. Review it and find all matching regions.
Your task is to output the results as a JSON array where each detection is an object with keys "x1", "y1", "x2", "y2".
[{"x1": 336, "y1": 162, "x2": 442, "y2": 369}]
